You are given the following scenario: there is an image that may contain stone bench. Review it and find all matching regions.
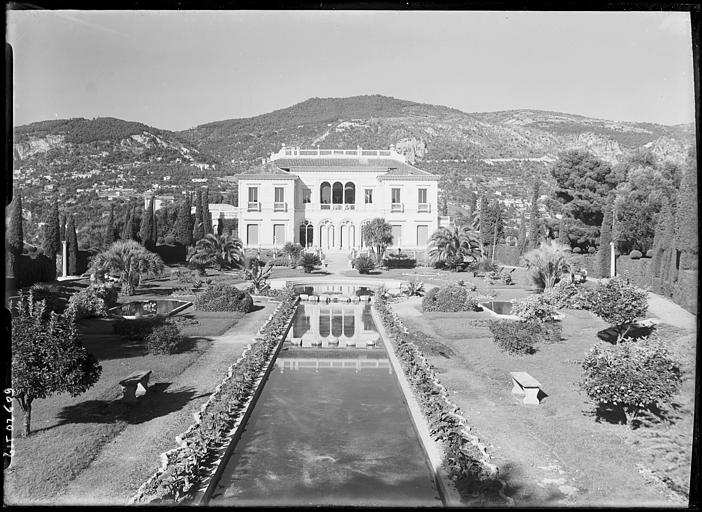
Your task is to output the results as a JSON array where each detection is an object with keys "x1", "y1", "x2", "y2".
[
  {"x1": 510, "y1": 371, "x2": 543, "y2": 405},
  {"x1": 119, "y1": 370, "x2": 152, "y2": 404}
]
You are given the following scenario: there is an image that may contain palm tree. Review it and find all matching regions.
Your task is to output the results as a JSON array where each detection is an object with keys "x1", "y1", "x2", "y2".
[
  {"x1": 89, "y1": 240, "x2": 165, "y2": 296},
  {"x1": 520, "y1": 240, "x2": 571, "y2": 290},
  {"x1": 187, "y1": 234, "x2": 243, "y2": 275},
  {"x1": 428, "y1": 226, "x2": 480, "y2": 270},
  {"x1": 281, "y1": 242, "x2": 304, "y2": 266}
]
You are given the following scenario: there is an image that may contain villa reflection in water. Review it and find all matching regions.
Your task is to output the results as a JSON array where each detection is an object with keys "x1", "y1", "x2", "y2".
[{"x1": 290, "y1": 302, "x2": 381, "y2": 348}]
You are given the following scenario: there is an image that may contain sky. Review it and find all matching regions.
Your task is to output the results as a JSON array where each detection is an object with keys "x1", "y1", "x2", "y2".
[{"x1": 6, "y1": 10, "x2": 696, "y2": 131}]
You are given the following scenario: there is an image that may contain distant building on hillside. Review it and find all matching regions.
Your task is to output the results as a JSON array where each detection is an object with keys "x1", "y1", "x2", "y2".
[
  {"x1": 143, "y1": 194, "x2": 176, "y2": 211},
  {"x1": 230, "y1": 145, "x2": 450, "y2": 251}
]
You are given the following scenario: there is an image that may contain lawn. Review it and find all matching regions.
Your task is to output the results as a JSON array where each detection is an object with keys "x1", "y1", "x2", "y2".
[
  {"x1": 5, "y1": 267, "x2": 256, "y2": 505},
  {"x1": 390, "y1": 293, "x2": 694, "y2": 506}
]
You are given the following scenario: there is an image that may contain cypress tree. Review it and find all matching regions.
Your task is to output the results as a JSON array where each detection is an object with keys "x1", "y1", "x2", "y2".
[
  {"x1": 121, "y1": 206, "x2": 134, "y2": 241},
  {"x1": 651, "y1": 200, "x2": 672, "y2": 278},
  {"x1": 528, "y1": 182, "x2": 540, "y2": 250},
  {"x1": 517, "y1": 211, "x2": 527, "y2": 255},
  {"x1": 597, "y1": 204, "x2": 613, "y2": 278},
  {"x1": 174, "y1": 196, "x2": 193, "y2": 246},
  {"x1": 140, "y1": 196, "x2": 155, "y2": 250},
  {"x1": 42, "y1": 200, "x2": 61, "y2": 259},
  {"x1": 674, "y1": 163, "x2": 697, "y2": 270},
  {"x1": 59, "y1": 213, "x2": 66, "y2": 241},
  {"x1": 202, "y1": 188, "x2": 212, "y2": 234},
  {"x1": 7, "y1": 192, "x2": 24, "y2": 279},
  {"x1": 558, "y1": 217, "x2": 569, "y2": 246},
  {"x1": 193, "y1": 190, "x2": 205, "y2": 242},
  {"x1": 66, "y1": 214, "x2": 79, "y2": 276},
  {"x1": 104, "y1": 204, "x2": 115, "y2": 247}
]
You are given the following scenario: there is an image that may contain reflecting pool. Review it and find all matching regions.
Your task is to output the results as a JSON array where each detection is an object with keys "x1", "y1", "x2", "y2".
[{"x1": 108, "y1": 299, "x2": 191, "y2": 318}]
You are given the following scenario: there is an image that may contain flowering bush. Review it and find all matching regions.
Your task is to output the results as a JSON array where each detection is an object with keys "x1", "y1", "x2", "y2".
[
  {"x1": 67, "y1": 283, "x2": 120, "y2": 319},
  {"x1": 511, "y1": 295, "x2": 558, "y2": 323},
  {"x1": 580, "y1": 336, "x2": 682, "y2": 425},
  {"x1": 422, "y1": 285, "x2": 481, "y2": 312},
  {"x1": 194, "y1": 284, "x2": 253, "y2": 313},
  {"x1": 589, "y1": 277, "x2": 648, "y2": 342},
  {"x1": 542, "y1": 280, "x2": 594, "y2": 310}
]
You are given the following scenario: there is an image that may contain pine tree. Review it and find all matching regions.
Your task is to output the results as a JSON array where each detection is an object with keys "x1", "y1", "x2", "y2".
[
  {"x1": 174, "y1": 196, "x2": 193, "y2": 246},
  {"x1": 193, "y1": 190, "x2": 205, "y2": 242},
  {"x1": 66, "y1": 214, "x2": 79, "y2": 275},
  {"x1": 104, "y1": 204, "x2": 115, "y2": 247},
  {"x1": 7, "y1": 192, "x2": 24, "y2": 279},
  {"x1": 597, "y1": 204, "x2": 613, "y2": 278},
  {"x1": 528, "y1": 182, "x2": 540, "y2": 250},
  {"x1": 140, "y1": 196, "x2": 155, "y2": 250}
]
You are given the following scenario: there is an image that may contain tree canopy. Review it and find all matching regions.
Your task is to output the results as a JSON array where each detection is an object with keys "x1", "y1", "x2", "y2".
[{"x1": 362, "y1": 218, "x2": 393, "y2": 261}]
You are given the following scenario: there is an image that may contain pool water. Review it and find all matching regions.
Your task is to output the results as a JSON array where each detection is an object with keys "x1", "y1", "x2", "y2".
[
  {"x1": 481, "y1": 301, "x2": 514, "y2": 315},
  {"x1": 108, "y1": 299, "x2": 191, "y2": 318},
  {"x1": 290, "y1": 302, "x2": 382, "y2": 348},
  {"x1": 208, "y1": 301, "x2": 440, "y2": 506}
]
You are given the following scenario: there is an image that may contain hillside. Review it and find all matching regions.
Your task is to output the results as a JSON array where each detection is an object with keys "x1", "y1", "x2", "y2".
[{"x1": 179, "y1": 95, "x2": 695, "y2": 168}]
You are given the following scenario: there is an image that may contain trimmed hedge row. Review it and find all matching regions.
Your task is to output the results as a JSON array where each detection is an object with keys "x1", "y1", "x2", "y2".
[
  {"x1": 373, "y1": 296, "x2": 507, "y2": 504},
  {"x1": 488, "y1": 320, "x2": 562, "y2": 355},
  {"x1": 131, "y1": 287, "x2": 299, "y2": 504}
]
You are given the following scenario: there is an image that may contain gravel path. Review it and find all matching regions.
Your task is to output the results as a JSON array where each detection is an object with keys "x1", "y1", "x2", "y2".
[{"x1": 53, "y1": 300, "x2": 278, "y2": 505}]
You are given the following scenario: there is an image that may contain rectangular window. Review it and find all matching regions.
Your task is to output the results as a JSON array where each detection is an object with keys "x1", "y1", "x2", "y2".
[
  {"x1": 274, "y1": 187, "x2": 285, "y2": 203},
  {"x1": 417, "y1": 225, "x2": 429, "y2": 246},
  {"x1": 364, "y1": 189, "x2": 373, "y2": 204},
  {"x1": 248, "y1": 187, "x2": 258, "y2": 203},
  {"x1": 273, "y1": 224, "x2": 286, "y2": 244},
  {"x1": 302, "y1": 188, "x2": 311, "y2": 203},
  {"x1": 247, "y1": 224, "x2": 259, "y2": 246},
  {"x1": 391, "y1": 188, "x2": 401, "y2": 204},
  {"x1": 418, "y1": 188, "x2": 427, "y2": 204},
  {"x1": 390, "y1": 225, "x2": 402, "y2": 247}
]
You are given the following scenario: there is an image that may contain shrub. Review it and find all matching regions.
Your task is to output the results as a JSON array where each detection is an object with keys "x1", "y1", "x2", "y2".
[
  {"x1": 383, "y1": 253, "x2": 417, "y2": 269},
  {"x1": 26, "y1": 283, "x2": 63, "y2": 314},
  {"x1": 488, "y1": 320, "x2": 538, "y2": 354},
  {"x1": 587, "y1": 246, "x2": 596, "y2": 254},
  {"x1": 645, "y1": 249, "x2": 654, "y2": 258},
  {"x1": 422, "y1": 285, "x2": 481, "y2": 312},
  {"x1": 580, "y1": 337, "x2": 682, "y2": 425},
  {"x1": 268, "y1": 256, "x2": 291, "y2": 267},
  {"x1": 194, "y1": 283, "x2": 254, "y2": 312},
  {"x1": 573, "y1": 247, "x2": 582, "y2": 254},
  {"x1": 511, "y1": 295, "x2": 558, "y2": 323},
  {"x1": 298, "y1": 253, "x2": 321, "y2": 273},
  {"x1": 589, "y1": 277, "x2": 648, "y2": 342},
  {"x1": 629, "y1": 250, "x2": 642, "y2": 259},
  {"x1": 113, "y1": 316, "x2": 167, "y2": 340},
  {"x1": 353, "y1": 255, "x2": 376, "y2": 274},
  {"x1": 146, "y1": 322, "x2": 185, "y2": 354},
  {"x1": 163, "y1": 235, "x2": 176, "y2": 245},
  {"x1": 542, "y1": 280, "x2": 594, "y2": 310},
  {"x1": 67, "y1": 283, "x2": 120, "y2": 319}
]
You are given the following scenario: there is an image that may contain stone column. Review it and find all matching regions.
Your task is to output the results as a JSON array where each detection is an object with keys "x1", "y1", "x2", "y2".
[{"x1": 610, "y1": 241, "x2": 616, "y2": 278}]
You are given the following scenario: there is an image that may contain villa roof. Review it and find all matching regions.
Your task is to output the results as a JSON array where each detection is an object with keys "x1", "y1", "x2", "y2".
[
  {"x1": 237, "y1": 161, "x2": 297, "y2": 180},
  {"x1": 273, "y1": 157, "x2": 435, "y2": 177}
]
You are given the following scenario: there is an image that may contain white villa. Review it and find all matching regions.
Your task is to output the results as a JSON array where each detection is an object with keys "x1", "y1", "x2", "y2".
[{"x1": 235, "y1": 145, "x2": 448, "y2": 252}]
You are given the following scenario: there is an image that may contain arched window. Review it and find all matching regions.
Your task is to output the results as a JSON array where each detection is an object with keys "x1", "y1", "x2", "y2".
[
  {"x1": 299, "y1": 220, "x2": 314, "y2": 247},
  {"x1": 332, "y1": 182, "x2": 343, "y2": 204},
  {"x1": 344, "y1": 182, "x2": 355, "y2": 204},
  {"x1": 320, "y1": 182, "x2": 331, "y2": 204}
]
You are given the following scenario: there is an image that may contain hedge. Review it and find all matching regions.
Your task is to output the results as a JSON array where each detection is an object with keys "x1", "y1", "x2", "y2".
[
  {"x1": 422, "y1": 285, "x2": 481, "y2": 312},
  {"x1": 194, "y1": 284, "x2": 254, "y2": 313},
  {"x1": 155, "y1": 243, "x2": 187, "y2": 265}
]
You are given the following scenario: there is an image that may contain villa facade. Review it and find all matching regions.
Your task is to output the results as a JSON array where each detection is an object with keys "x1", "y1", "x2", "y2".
[{"x1": 235, "y1": 145, "x2": 446, "y2": 252}]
